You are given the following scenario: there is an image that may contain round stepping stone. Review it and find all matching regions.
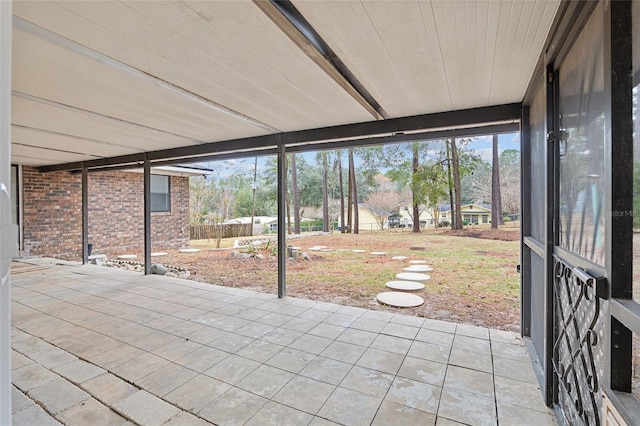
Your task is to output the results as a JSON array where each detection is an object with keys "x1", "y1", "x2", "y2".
[
  {"x1": 352, "y1": 249, "x2": 366, "y2": 253},
  {"x1": 377, "y1": 292, "x2": 425, "y2": 308},
  {"x1": 409, "y1": 260, "x2": 428, "y2": 264},
  {"x1": 117, "y1": 254, "x2": 137, "y2": 260},
  {"x1": 403, "y1": 265, "x2": 434, "y2": 273},
  {"x1": 179, "y1": 248, "x2": 200, "y2": 253},
  {"x1": 385, "y1": 280, "x2": 425, "y2": 291},
  {"x1": 396, "y1": 272, "x2": 431, "y2": 282},
  {"x1": 392, "y1": 256, "x2": 408, "y2": 260},
  {"x1": 309, "y1": 247, "x2": 323, "y2": 251},
  {"x1": 370, "y1": 251, "x2": 386, "y2": 256},
  {"x1": 151, "y1": 252, "x2": 168, "y2": 257}
]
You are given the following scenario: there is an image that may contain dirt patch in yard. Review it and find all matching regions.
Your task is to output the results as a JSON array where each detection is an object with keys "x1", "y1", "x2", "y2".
[{"x1": 145, "y1": 226, "x2": 521, "y2": 332}]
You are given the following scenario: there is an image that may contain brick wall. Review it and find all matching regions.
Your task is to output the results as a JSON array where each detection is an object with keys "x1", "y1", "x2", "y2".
[
  {"x1": 21, "y1": 167, "x2": 190, "y2": 260},
  {"x1": 22, "y1": 167, "x2": 82, "y2": 259}
]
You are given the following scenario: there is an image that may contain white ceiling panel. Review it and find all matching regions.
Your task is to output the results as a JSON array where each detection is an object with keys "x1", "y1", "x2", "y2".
[
  {"x1": 12, "y1": 96, "x2": 197, "y2": 153},
  {"x1": 10, "y1": 0, "x2": 561, "y2": 167},
  {"x1": 12, "y1": 126, "x2": 139, "y2": 160},
  {"x1": 12, "y1": 143, "x2": 99, "y2": 166},
  {"x1": 12, "y1": 29, "x2": 268, "y2": 143},
  {"x1": 13, "y1": 1, "x2": 373, "y2": 133},
  {"x1": 293, "y1": 0, "x2": 559, "y2": 116}
]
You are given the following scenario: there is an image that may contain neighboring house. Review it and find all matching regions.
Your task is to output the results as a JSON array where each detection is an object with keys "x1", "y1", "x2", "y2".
[
  {"x1": 340, "y1": 205, "x2": 389, "y2": 231},
  {"x1": 225, "y1": 216, "x2": 316, "y2": 235},
  {"x1": 12, "y1": 164, "x2": 211, "y2": 259},
  {"x1": 440, "y1": 203, "x2": 492, "y2": 225},
  {"x1": 397, "y1": 206, "x2": 438, "y2": 228},
  {"x1": 224, "y1": 216, "x2": 277, "y2": 235}
]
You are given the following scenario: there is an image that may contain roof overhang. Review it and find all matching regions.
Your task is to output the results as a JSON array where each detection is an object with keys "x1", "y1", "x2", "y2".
[{"x1": 125, "y1": 165, "x2": 213, "y2": 177}]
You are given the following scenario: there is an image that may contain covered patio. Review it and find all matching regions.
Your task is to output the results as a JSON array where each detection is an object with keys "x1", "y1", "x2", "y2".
[
  {"x1": 4, "y1": 0, "x2": 640, "y2": 424},
  {"x1": 10, "y1": 259, "x2": 554, "y2": 425}
]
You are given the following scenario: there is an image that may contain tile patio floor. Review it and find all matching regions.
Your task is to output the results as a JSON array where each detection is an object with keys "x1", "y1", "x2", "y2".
[{"x1": 9, "y1": 258, "x2": 557, "y2": 425}]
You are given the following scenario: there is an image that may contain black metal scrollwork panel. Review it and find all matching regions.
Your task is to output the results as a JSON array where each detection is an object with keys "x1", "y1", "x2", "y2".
[{"x1": 553, "y1": 256, "x2": 605, "y2": 425}]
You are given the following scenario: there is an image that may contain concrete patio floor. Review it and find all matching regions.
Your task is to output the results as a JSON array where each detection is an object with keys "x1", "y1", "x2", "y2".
[{"x1": 9, "y1": 258, "x2": 557, "y2": 426}]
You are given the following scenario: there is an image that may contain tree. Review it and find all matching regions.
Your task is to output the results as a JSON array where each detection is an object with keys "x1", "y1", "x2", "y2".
[
  {"x1": 335, "y1": 151, "x2": 346, "y2": 233},
  {"x1": 362, "y1": 175, "x2": 401, "y2": 229},
  {"x1": 499, "y1": 149, "x2": 520, "y2": 215},
  {"x1": 423, "y1": 160, "x2": 449, "y2": 228},
  {"x1": 321, "y1": 152, "x2": 329, "y2": 232},
  {"x1": 349, "y1": 148, "x2": 359, "y2": 234},
  {"x1": 450, "y1": 139, "x2": 464, "y2": 230},
  {"x1": 189, "y1": 173, "x2": 240, "y2": 247},
  {"x1": 461, "y1": 160, "x2": 491, "y2": 204},
  {"x1": 411, "y1": 143, "x2": 421, "y2": 232},
  {"x1": 190, "y1": 176, "x2": 210, "y2": 224},
  {"x1": 290, "y1": 153, "x2": 301, "y2": 234},
  {"x1": 383, "y1": 141, "x2": 450, "y2": 230},
  {"x1": 491, "y1": 135, "x2": 505, "y2": 228},
  {"x1": 445, "y1": 141, "x2": 455, "y2": 229}
]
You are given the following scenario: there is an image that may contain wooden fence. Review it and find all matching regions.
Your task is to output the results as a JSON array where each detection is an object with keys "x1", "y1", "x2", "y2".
[{"x1": 190, "y1": 224, "x2": 252, "y2": 240}]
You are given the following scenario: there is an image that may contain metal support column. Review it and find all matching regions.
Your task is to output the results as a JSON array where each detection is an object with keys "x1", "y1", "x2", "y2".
[
  {"x1": 143, "y1": 156, "x2": 152, "y2": 275},
  {"x1": 520, "y1": 106, "x2": 531, "y2": 337},
  {"x1": 0, "y1": 1, "x2": 13, "y2": 423},
  {"x1": 605, "y1": 0, "x2": 633, "y2": 392},
  {"x1": 277, "y1": 137, "x2": 286, "y2": 298},
  {"x1": 81, "y1": 164, "x2": 88, "y2": 264},
  {"x1": 543, "y1": 65, "x2": 559, "y2": 406}
]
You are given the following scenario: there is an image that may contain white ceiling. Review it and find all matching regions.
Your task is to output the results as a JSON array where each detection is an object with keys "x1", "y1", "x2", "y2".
[{"x1": 11, "y1": 0, "x2": 560, "y2": 167}]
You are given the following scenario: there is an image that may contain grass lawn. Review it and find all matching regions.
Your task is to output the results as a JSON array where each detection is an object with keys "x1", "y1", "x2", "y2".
[{"x1": 160, "y1": 225, "x2": 521, "y2": 331}]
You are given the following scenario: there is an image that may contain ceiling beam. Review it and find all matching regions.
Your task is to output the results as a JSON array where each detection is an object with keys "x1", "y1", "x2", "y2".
[
  {"x1": 40, "y1": 104, "x2": 520, "y2": 172},
  {"x1": 254, "y1": 0, "x2": 387, "y2": 120},
  {"x1": 13, "y1": 16, "x2": 281, "y2": 134},
  {"x1": 283, "y1": 103, "x2": 521, "y2": 145}
]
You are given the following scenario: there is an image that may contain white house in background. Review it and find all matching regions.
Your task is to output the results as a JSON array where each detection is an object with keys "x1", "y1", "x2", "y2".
[
  {"x1": 226, "y1": 216, "x2": 315, "y2": 234},
  {"x1": 397, "y1": 206, "x2": 438, "y2": 228},
  {"x1": 439, "y1": 203, "x2": 492, "y2": 225},
  {"x1": 224, "y1": 216, "x2": 275, "y2": 235},
  {"x1": 396, "y1": 203, "x2": 493, "y2": 228}
]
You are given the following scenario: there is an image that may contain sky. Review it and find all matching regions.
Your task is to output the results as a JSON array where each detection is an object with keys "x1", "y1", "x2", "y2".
[{"x1": 198, "y1": 132, "x2": 520, "y2": 179}]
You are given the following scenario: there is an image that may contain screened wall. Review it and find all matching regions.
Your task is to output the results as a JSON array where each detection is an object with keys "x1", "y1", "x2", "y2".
[{"x1": 522, "y1": 1, "x2": 639, "y2": 423}]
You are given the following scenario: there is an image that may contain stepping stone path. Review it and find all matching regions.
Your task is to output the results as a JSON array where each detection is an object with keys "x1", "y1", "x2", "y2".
[
  {"x1": 151, "y1": 252, "x2": 168, "y2": 257},
  {"x1": 385, "y1": 280, "x2": 425, "y2": 291},
  {"x1": 403, "y1": 265, "x2": 434, "y2": 273},
  {"x1": 377, "y1": 292, "x2": 425, "y2": 307},
  {"x1": 377, "y1": 259, "x2": 434, "y2": 308},
  {"x1": 370, "y1": 251, "x2": 386, "y2": 256},
  {"x1": 352, "y1": 249, "x2": 366, "y2": 253},
  {"x1": 179, "y1": 248, "x2": 200, "y2": 253},
  {"x1": 396, "y1": 272, "x2": 431, "y2": 282}
]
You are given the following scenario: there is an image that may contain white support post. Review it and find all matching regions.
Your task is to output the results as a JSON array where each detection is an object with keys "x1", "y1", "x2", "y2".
[{"x1": 0, "y1": 1, "x2": 14, "y2": 425}]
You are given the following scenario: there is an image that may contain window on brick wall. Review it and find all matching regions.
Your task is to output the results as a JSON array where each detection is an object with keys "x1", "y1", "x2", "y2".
[{"x1": 151, "y1": 175, "x2": 170, "y2": 212}]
